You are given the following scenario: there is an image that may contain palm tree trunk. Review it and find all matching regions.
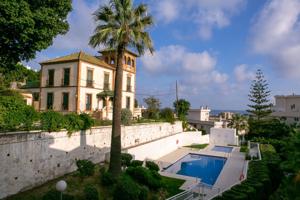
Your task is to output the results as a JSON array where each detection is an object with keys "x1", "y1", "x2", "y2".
[
  {"x1": 108, "y1": 45, "x2": 125, "y2": 177},
  {"x1": 106, "y1": 97, "x2": 109, "y2": 119}
]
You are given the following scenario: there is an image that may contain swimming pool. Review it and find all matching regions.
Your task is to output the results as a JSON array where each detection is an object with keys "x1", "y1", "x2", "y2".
[
  {"x1": 163, "y1": 153, "x2": 226, "y2": 186},
  {"x1": 212, "y1": 146, "x2": 233, "y2": 153}
]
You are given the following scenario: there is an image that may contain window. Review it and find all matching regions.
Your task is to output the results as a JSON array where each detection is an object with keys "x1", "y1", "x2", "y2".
[
  {"x1": 63, "y1": 68, "x2": 70, "y2": 86},
  {"x1": 126, "y1": 96, "x2": 130, "y2": 109},
  {"x1": 126, "y1": 76, "x2": 132, "y2": 92},
  {"x1": 86, "y1": 94, "x2": 92, "y2": 111},
  {"x1": 291, "y1": 104, "x2": 296, "y2": 110},
  {"x1": 47, "y1": 93, "x2": 54, "y2": 109},
  {"x1": 127, "y1": 58, "x2": 131, "y2": 66},
  {"x1": 104, "y1": 73, "x2": 110, "y2": 90},
  {"x1": 48, "y1": 69, "x2": 55, "y2": 86},
  {"x1": 295, "y1": 117, "x2": 299, "y2": 122},
  {"x1": 86, "y1": 69, "x2": 93, "y2": 87},
  {"x1": 132, "y1": 59, "x2": 135, "y2": 67},
  {"x1": 110, "y1": 58, "x2": 115, "y2": 65},
  {"x1": 33, "y1": 92, "x2": 39, "y2": 101},
  {"x1": 62, "y1": 92, "x2": 69, "y2": 110}
]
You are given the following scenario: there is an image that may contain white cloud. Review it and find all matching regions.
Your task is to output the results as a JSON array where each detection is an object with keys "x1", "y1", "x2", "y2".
[
  {"x1": 250, "y1": 0, "x2": 300, "y2": 78},
  {"x1": 234, "y1": 64, "x2": 255, "y2": 82},
  {"x1": 153, "y1": 0, "x2": 246, "y2": 40},
  {"x1": 141, "y1": 45, "x2": 229, "y2": 94}
]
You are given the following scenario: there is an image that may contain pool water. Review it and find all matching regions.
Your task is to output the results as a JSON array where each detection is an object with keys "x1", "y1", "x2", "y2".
[
  {"x1": 164, "y1": 154, "x2": 226, "y2": 186},
  {"x1": 212, "y1": 146, "x2": 233, "y2": 153}
]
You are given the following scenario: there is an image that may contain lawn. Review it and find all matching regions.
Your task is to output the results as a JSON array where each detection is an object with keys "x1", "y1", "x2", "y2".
[
  {"x1": 6, "y1": 164, "x2": 184, "y2": 200},
  {"x1": 184, "y1": 143, "x2": 208, "y2": 149}
]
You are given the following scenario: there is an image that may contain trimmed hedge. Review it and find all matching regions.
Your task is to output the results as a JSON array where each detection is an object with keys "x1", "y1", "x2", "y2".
[
  {"x1": 130, "y1": 160, "x2": 143, "y2": 167},
  {"x1": 145, "y1": 161, "x2": 160, "y2": 172},
  {"x1": 76, "y1": 159, "x2": 95, "y2": 177},
  {"x1": 214, "y1": 143, "x2": 281, "y2": 200},
  {"x1": 121, "y1": 153, "x2": 133, "y2": 167}
]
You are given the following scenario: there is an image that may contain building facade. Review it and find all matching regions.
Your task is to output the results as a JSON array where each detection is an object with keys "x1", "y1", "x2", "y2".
[
  {"x1": 272, "y1": 94, "x2": 300, "y2": 124},
  {"x1": 25, "y1": 50, "x2": 137, "y2": 120}
]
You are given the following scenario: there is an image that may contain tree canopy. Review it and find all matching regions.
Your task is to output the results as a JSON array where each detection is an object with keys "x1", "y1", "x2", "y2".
[
  {"x1": 144, "y1": 96, "x2": 160, "y2": 119},
  {"x1": 173, "y1": 99, "x2": 191, "y2": 120},
  {"x1": 247, "y1": 69, "x2": 272, "y2": 120},
  {"x1": 0, "y1": 0, "x2": 72, "y2": 72}
]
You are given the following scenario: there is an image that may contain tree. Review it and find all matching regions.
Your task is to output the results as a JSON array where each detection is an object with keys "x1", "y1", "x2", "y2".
[
  {"x1": 173, "y1": 99, "x2": 190, "y2": 120},
  {"x1": 143, "y1": 96, "x2": 160, "y2": 119},
  {"x1": 89, "y1": 0, "x2": 154, "y2": 177},
  {"x1": 0, "y1": 0, "x2": 72, "y2": 73},
  {"x1": 247, "y1": 69, "x2": 272, "y2": 120},
  {"x1": 228, "y1": 114, "x2": 248, "y2": 142}
]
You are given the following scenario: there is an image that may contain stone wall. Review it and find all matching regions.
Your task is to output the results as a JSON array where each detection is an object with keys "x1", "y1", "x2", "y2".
[{"x1": 0, "y1": 122, "x2": 182, "y2": 199}]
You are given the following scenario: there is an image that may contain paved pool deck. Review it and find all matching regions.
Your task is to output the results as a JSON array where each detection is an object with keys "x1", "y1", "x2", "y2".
[{"x1": 157, "y1": 145, "x2": 247, "y2": 199}]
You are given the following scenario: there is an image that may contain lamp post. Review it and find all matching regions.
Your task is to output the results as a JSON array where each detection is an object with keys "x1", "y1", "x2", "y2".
[{"x1": 56, "y1": 180, "x2": 67, "y2": 200}]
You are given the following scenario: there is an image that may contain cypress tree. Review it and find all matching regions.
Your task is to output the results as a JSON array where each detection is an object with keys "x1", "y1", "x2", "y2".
[{"x1": 247, "y1": 69, "x2": 272, "y2": 120}]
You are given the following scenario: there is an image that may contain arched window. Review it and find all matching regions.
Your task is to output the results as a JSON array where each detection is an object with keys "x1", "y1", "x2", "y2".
[
  {"x1": 110, "y1": 58, "x2": 115, "y2": 64},
  {"x1": 127, "y1": 57, "x2": 131, "y2": 66}
]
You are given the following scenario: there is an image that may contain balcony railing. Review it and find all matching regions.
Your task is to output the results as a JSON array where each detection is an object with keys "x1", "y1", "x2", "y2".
[
  {"x1": 126, "y1": 85, "x2": 132, "y2": 92},
  {"x1": 103, "y1": 83, "x2": 110, "y2": 90},
  {"x1": 86, "y1": 80, "x2": 94, "y2": 88}
]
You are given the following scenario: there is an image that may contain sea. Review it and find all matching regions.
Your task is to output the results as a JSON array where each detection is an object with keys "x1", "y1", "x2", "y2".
[{"x1": 210, "y1": 110, "x2": 248, "y2": 116}]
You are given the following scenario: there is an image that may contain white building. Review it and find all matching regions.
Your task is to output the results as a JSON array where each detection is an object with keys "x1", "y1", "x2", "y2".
[
  {"x1": 187, "y1": 107, "x2": 224, "y2": 134},
  {"x1": 272, "y1": 94, "x2": 300, "y2": 124},
  {"x1": 23, "y1": 49, "x2": 138, "y2": 120}
]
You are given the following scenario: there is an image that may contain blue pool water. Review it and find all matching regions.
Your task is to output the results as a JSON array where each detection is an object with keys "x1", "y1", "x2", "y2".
[
  {"x1": 212, "y1": 146, "x2": 233, "y2": 153},
  {"x1": 164, "y1": 154, "x2": 226, "y2": 186}
]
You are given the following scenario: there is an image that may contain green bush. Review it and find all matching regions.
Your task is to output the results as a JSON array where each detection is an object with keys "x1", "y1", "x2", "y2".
[
  {"x1": 0, "y1": 89, "x2": 39, "y2": 131},
  {"x1": 41, "y1": 111, "x2": 65, "y2": 132},
  {"x1": 126, "y1": 166, "x2": 162, "y2": 190},
  {"x1": 42, "y1": 190, "x2": 74, "y2": 200},
  {"x1": 130, "y1": 160, "x2": 143, "y2": 167},
  {"x1": 113, "y1": 175, "x2": 141, "y2": 200},
  {"x1": 84, "y1": 184, "x2": 99, "y2": 200},
  {"x1": 160, "y1": 108, "x2": 175, "y2": 124},
  {"x1": 80, "y1": 113, "x2": 95, "y2": 129},
  {"x1": 76, "y1": 159, "x2": 95, "y2": 176},
  {"x1": 139, "y1": 186, "x2": 149, "y2": 200},
  {"x1": 145, "y1": 161, "x2": 159, "y2": 171},
  {"x1": 64, "y1": 113, "x2": 84, "y2": 134},
  {"x1": 239, "y1": 145, "x2": 248, "y2": 153},
  {"x1": 101, "y1": 171, "x2": 115, "y2": 186},
  {"x1": 121, "y1": 153, "x2": 133, "y2": 167},
  {"x1": 121, "y1": 108, "x2": 133, "y2": 126}
]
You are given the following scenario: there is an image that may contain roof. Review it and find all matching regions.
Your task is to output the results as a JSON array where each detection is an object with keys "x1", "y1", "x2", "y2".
[
  {"x1": 40, "y1": 51, "x2": 114, "y2": 69},
  {"x1": 99, "y1": 48, "x2": 139, "y2": 57}
]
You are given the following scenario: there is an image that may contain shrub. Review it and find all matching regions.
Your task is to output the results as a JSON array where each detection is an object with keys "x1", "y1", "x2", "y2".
[
  {"x1": 0, "y1": 89, "x2": 39, "y2": 131},
  {"x1": 42, "y1": 190, "x2": 74, "y2": 200},
  {"x1": 41, "y1": 111, "x2": 65, "y2": 132},
  {"x1": 80, "y1": 113, "x2": 95, "y2": 129},
  {"x1": 145, "y1": 161, "x2": 159, "y2": 172},
  {"x1": 121, "y1": 108, "x2": 133, "y2": 126},
  {"x1": 126, "y1": 166, "x2": 162, "y2": 190},
  {"x1": 121, "y1": 153, "x2": 133, "y2": 167},
  {"x1": 101, "y1": 171, "x2": 115, "y2": 186},
  {"x1": 239, "y1": 145, "x2": 248, "y2": 153},
  {"x1": 64, "y1": 113, "x2": 84, "y2": 135},
  {"x1": 84, "y1": 184, "x2": 99, "y2": 200},
  {"x1": 139, "y1": 186, "x2": 149, "y2": 200},
  {"x1": 160, "y1": 108, "x2": 175, "y2": 124},
  {"x1": 76, "y1": 159, "x2": 95, "y2": 176},
  {"x1": 130, "y1": 160, "x2": 143, "y2": 167},
  {"x1": 113, "y1": 175, "x2": 141, "y2": 200}
]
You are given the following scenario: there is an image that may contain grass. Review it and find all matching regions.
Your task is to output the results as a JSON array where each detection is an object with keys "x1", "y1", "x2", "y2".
[
  {"x1": 6, "y1": 164, "x2": 184, "y2": 200},
  {"x1": 161, "y1": 176, "x2": 185, "y2": 198},
  {"x1": 184, "y1": 143, "x2": 208, "y2": 149}
]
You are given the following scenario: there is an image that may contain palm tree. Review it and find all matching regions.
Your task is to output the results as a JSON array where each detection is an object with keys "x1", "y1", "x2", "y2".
[
  {"x1": 228, "y1": 114, "x2": 249, "y2": 143},
  {"x1": 89, "y1": 0, "x2": 154, "y2": 177}
]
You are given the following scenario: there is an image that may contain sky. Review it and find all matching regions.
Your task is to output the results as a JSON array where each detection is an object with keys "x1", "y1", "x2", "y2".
[{"x1": 25, "y1": 0, "x2": 300, "y2": 110}]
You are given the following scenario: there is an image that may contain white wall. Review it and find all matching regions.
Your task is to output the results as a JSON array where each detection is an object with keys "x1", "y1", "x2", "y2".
[
  {"x1": 126, "y1": 132, "x2": 209, "y2": 160},
  {"x1": 210, "y1": 128, "x2": 238, "y2": 146},
  {"x1": 0, "y1": 122, "x2": 182, "y2": 199}
]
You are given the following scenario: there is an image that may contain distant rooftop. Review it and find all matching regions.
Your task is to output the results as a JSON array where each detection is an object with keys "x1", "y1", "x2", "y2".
[{"x1": 275, "y1": 94, "x2": 300, "y2": 98}]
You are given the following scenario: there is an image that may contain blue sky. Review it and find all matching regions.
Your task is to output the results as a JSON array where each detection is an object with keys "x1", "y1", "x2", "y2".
[{"x1": 26, "y1": 0, "x2": 300, "y2": 110}]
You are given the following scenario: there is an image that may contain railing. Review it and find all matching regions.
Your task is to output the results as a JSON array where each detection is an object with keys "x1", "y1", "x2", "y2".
[
  {"x1": 166, "y1": 184, "x2": 200, "y2": 200},
  {"x1": 126, "y1": 85, "x2": 132, "y2": 92},
  {"x1": 86, "y1": 80, "x2": 94, "y2": 87}
]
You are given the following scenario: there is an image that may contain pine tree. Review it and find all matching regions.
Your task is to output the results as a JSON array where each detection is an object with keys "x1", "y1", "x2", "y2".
[{"x1": 247, "y1": 69, "x2": 272, "y2": 120}]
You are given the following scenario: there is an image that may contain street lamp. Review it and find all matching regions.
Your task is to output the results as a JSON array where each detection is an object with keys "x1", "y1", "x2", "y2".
[{"x1": 56, "y1": 180, "x2": 67, "y2": 200}]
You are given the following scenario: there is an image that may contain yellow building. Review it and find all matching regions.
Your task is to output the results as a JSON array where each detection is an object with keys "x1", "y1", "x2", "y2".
[{"x1": 25, "y1": 49, "x2": 137, "y2": 120}]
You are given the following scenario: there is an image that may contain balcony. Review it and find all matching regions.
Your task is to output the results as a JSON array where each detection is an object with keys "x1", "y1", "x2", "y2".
[
  {"x1": 126, "y1": 85, "x2": 132, "y2": 92},
  {"x1": 86, "y1": 80, "x2": 94, "y2": 88},
  {"x1": 103, "y1": 83, "x2": 110, "y2": 90}
]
